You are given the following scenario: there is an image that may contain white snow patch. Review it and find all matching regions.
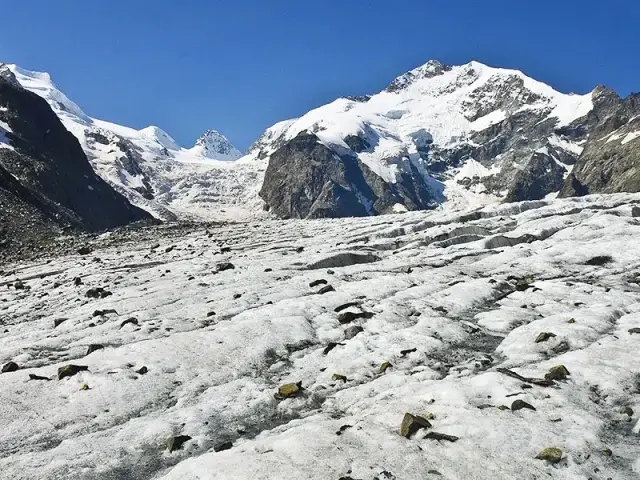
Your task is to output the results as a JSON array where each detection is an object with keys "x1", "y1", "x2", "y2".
[
  {"x1": 622, "y1": 130, "x2": 640, "y2": 145},
  {"x1": 548, "y1": 134, "x2": 584, "y2": 155}
]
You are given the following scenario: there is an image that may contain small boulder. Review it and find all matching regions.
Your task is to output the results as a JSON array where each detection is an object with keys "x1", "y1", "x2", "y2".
[
  {"x1": 332, "y1": 374, "x2": 347, "y2": 383},
  {"x1": 338, "y1": 311, "x2": 373, "y2": 324},
  {"x1": 379, "y1": 361, "x2": 392, "y2": 374},
  {"x1": 335, "y1": 302, "x2": 360, "y2": 313},
  {"x1": 58, "y1": 364, "x2": 89, "y2": 380},
  {"x1": 86, "y1": 287, "x2": 112, "y2": 299},
  {"x1": 167, "y1": 435, "x2": 191, "y2": 452},
  {"x1": 120, "y1": 317, "x2": 139, "y2": 329},
  {"x1": 511, "y1": 399, "x2": 536, "y2": 412},
  {"x1": 309, "y1": 279, "x2": 328, "y2": 288},
  {"x1": 136, "y1": 366, "x2": 149, "y2": 375},
  {"x1": 74, "y1": 277, "x2": 82, "y2": 286},
  {"x1": 514, "y1": 277, "x2": 533, "y2": 292},
  {"x1": 400, "y1": 413, "x2": 432, "y2": 438},
  {"x1": 535, "y1": 447, "x2": 563, "y2": 463},
  {"x1": 216, "y1": 262, "x2": 235, "y2": 273},
  {"x1": 344, "y1": 325, "x2": 364, "y2": 340},
  {"x1": 424, "y1": 431, "x2": 459, "y2": 442},
  {"x1": 77, "y1": 246, "x2": 93, "y2": 255},
  {"x1": 2, "y1": 361, "x2": 19, "y2": 373},
  {"x1": 629, "y1": 327, "x2": 640, "y2": 334},
  {"x1": 214, "y1": 441, "x2": 233, "y2": 452},
  {"x1": 323, "y1": 342, "x2": 342, "y2": 354},
  {"x1": 276, "y1": 381, "x2": 302, "y2": 400},
  {"x1": 317, "y1": 285, "x2": 336, "y2": 295},
  {"x1": 545, "y1": 365, "x2": 570, "y2": 381},
  {"x1": 535, "y1": 332, "x2": 556, "y2": 343},
  {"x1": 551, "y1": 341, "x2": 570, "y2": 354},
  {"x1": 28, "y1": 374, "x2": 50, "y2": 381},
  {"x1": 86, "y1": 344, "x2": 104, "y2": 356},
  {"x1": 585, "y1": 255, "x2": 613, "y2": 266},
  {"x1": 53, "y1": 318, "x2": 67, "y2": 328},
  {"x1": 13, "y1": 280, "x2": 26, "y2": 290}
]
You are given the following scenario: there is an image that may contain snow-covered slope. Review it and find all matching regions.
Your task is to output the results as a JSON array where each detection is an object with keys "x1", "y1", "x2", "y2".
[
  {"x1": 1, "y1": 193, "x2": 640, "y2": 479},
  {"x1": 5, "y1": 64, "x2": 259, "y2": 221}
]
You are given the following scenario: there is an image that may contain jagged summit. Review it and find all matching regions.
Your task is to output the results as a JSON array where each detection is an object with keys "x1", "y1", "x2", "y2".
[
  {"x1": 385, "y1": 59, "x2": 453, "y2": 92},
  {"x1": 190, "y1": 129, "x2": 242, "y2": 160}
]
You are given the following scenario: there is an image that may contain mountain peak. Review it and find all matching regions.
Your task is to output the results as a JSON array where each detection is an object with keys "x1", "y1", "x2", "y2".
[
  {"x1": 385, "y1": 59, "x2": 454, "y2": 92},
  {"x1": 139, "y1": 126, "x2": 180, "y2": 151},
  {"x1": 191, "y1": 129, "x2": 242, "y2": 161}
]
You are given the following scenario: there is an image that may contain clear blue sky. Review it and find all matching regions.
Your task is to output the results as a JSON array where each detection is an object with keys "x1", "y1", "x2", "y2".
[{"x1": 1, "y1": 0, "x2": 638, "y2": 151}]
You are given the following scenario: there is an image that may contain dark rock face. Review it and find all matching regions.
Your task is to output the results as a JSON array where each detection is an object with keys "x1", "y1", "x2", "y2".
[
  {"x1": 0, "y1": 71, "x2": 151, "y2": 254},
  {"x1": 505, "y1": 152, "x2": 566, "y2": 202},
  {"x1": 559, "y1": 90, "x2": 640, "y2": 197},
  {"x1": 259, "y1": 132, "x2": 439, "y2": 219}
]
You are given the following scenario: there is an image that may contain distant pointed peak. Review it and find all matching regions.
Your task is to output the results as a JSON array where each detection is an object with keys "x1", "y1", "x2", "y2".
[
  {"x1": 191, "y1": 129, "x2": 242, "y2": 160},
  {"x1": 139, "y1": 126, "x2": 180, "y2": 151}
]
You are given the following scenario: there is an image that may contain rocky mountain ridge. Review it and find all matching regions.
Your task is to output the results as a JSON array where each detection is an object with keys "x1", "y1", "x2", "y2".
[
  {"x1": 3, "y1": 60, "x2": 639, "y2": 222},
  {"x1": 0, "y1": 66, "x2": 151, "y2": 255}
]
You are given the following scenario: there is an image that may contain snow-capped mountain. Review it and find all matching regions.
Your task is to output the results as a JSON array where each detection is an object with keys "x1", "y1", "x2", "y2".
[
  {"x1": 189, "y1": 129, "x2": 242, "y2": 161},
  {"x1": 3, "y1": 64, "x2": 256, "y2": 221},
  {"x1": 256, "y1": 60, "x2": 598, "y2": 218},
  {"x1": 4, "y1": 59, "x2": 639, "y2": 222}
]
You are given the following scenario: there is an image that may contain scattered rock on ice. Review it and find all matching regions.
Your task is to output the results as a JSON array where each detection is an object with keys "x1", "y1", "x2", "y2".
[
  {"x1": 511, "y1": 400, "x2": 536, "y2": 412},
  {"x1": 424, "y1": 431, "x2": 459, "y2": 442},
  {"x1": 344, "y1": 325, "x2": 364, "y2": 339},
  {"x1": 400, "y1": 413, "x2": 432, "y2": 438},
  {"x1": 317, "y1": 285, "x2": 336, "y2": 295},
  {"x1": 275, "y1": 382, "x2": 302, "y2": 400},
  {"x1": 546, "y1": 365, "x2": 570, "y2": 381},
  {"x1": 86, "y1": 344, "x2": 105, "y2": 356},
  {"x1": 535, "y1": 332, "x2": 556, "y2": 343},
  {"x1": 535, "y1": 447, "x2": 563, "y2": 463},
  {"x1": 379, "y1": 361, "x2": 393, "y2": 374},
  {"x1": 86, "y1": 287, "x2": 112, "y2": 299},
  {"x1": 57, "y1": 364, "x2": 88, "y2": 380},
  {"x1": 216, "y1": 262, "x2": 235, "y2": 273},
  {"x1": 167, "y1": 435, "x2": 192, "y2": 453},
  {"x1": 1, "y1": 362, "x2": 19, "y2": 373}
]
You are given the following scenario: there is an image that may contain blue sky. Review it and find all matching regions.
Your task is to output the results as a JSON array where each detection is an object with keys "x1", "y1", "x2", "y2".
[{"x1": 1, "y1": 0, "x2": 638, "y2": 150}]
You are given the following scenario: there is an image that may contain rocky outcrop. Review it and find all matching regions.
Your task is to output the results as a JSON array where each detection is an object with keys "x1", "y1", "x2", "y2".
[
  {"x1": 505, "y1": 151, "x2": 567, "y2": 202},
  {"x1": 559, "y1": 89, "x2": 640, "y2": 197},
  {"x1": 0, "y1": 69, "x2": 151, "y2": 254},
  {"x1": 259, "y1": 131, "x2": 440, "y2": 219}
]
